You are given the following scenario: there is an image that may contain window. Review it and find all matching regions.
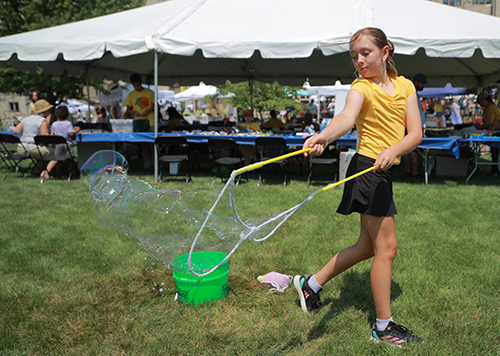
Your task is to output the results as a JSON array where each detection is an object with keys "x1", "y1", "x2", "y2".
[
  {"x1": 456, "y1": 0, "x2": 461, "y2": 5},
  {"x1": 473, "y1": 0, "x2": 477, "y2": 4},
  {"x1": 450, "y1": 0, "x2": 455, "y2": 5},
  {"x1": 443, "y1": 0, "x2": 448, "y2": 4},
  {"x1": 486, "y1": 0, "x2": 491, "y2": 3},
  {"x1": 9, "y1": 102, "x2": 19, "y2": 112},
  {"x1": 480, "y1": 0, "x2": 484, "y2": 4}
]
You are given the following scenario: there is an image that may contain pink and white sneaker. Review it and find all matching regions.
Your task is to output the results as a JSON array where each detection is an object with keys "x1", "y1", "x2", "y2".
[{"x1": 371, "y1": 322, "x2": 424, "y2": 346}]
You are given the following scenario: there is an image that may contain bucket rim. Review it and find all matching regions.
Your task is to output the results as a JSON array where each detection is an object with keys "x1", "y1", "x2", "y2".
[{"x1": 172, "y1": 251, "x2": 229, "y2": 278}]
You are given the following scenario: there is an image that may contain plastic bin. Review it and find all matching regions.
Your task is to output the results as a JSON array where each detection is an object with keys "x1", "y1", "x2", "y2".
[
  {"x1": 169, "y1": 162, "x2": 180, "y2": 175},
  {"x1": 339, "y1": 150, "x2": 355, "y2": 187},
  {"x1": 110, "y1": 119, "x2": 133, "y2": 133},
  {"x1": 434, "y1": 156, "x2": 470, "y2": 177},
  {"x1": 133, "y1": 119, "x2": 150, "y2": 132}
]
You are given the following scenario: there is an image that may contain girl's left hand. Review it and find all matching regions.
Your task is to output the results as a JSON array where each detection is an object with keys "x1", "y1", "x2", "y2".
[{"x1": 374, "y1": 148, "x2": 397, "y2": 171}]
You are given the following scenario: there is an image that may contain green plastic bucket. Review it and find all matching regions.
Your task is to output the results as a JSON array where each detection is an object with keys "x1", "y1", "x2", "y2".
[{"x1": 172, "y1": 251, "x2": 230, "y2": 306}]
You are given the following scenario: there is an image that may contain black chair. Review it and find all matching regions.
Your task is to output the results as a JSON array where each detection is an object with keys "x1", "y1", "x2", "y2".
[
  {"x1": 207, "y1": 138, "x2": 246, "y2": 185},
  {"x1": 255, "y1": 137, "x2": 288, "y2": 187},
  {"x1": 0, "y1": 133, "x2": 37, "y2": 180},
  {"x1": 307, "y1": 144, "x2": 338, "y2": 188},
  {"x1": 34, "y1": 135, "x2": 76, "y2": 182},
  {"x1": 155, "y1": 135, "x2": 191, "y2": 184}
]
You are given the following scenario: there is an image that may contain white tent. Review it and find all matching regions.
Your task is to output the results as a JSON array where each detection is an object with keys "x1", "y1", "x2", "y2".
[
  {"x1": 1, "y1": 0, "x2": 500, "y2": 88},
  {"x1": 58, "y1": 99, "x2": 95, "y2": 115},
  {"x1": 3, "y1": 0, "x2": 500, "y2": 180},
  {"x1": 174, "y1": 82, "x2": 233, "y2": 102},
  {"x1": 301, "y1": 80, "x2": 351, "y2": 117},
  {"x1": 300, "y1": 80, "x2": 351, "y2": 96}
]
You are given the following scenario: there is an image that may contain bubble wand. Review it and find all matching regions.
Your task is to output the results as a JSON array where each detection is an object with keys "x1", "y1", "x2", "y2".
[{"x1": 188, "y1": 148, "x2": 375, "y2": 277}]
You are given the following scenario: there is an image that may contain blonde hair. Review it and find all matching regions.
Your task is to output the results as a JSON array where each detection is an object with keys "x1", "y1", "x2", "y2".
[{"x1": 350, "y1": 27, "x2": 398, "y2": 79}]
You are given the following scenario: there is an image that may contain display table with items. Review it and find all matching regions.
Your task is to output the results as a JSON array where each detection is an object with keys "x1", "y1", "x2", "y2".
[{"x1": 75, "y1": 131, "x2": 460, "y2": 175}]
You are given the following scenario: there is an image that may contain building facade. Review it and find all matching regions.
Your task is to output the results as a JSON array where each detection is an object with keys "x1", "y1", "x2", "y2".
[
  {"x1": 428, "y1": 0, "x2": 499, "y2": 17},
  {"x1": 0, "y1": 93, "x2": 30, "y2": 130}
]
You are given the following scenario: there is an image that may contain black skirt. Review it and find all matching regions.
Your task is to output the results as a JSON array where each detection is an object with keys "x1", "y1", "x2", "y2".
[{"x1": 337, "y1": 153, "x2": 397, "y2": 217}]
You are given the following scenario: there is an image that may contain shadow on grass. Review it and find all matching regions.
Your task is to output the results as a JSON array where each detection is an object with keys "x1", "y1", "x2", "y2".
[
  {"x1": 277, "y1": 271, "x2": 403, "y2": 354},
  {"x1": 307, "y1": 270, "x2": 402, "y2": 341}
]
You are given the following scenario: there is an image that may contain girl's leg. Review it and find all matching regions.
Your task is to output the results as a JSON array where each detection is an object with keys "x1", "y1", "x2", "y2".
[
  {"x1": 314, "y1": 218, "x2": 375, "y2": 286},
  {"x1": 45, "y1": 160, "x2": 58, "y2": 175},
  {"x1": 361, "y1": 214, "x2": 397, "y2": 320}
]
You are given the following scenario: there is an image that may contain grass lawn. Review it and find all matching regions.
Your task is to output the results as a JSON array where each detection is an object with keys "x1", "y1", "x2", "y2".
[{"x1": 0, "y1": 153, "x2": 499, "y2": 355}]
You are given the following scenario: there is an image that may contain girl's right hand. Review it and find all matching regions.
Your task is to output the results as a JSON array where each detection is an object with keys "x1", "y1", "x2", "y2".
[{"x1": 302, "y1": 133, "x2": 327, "y2": 157}]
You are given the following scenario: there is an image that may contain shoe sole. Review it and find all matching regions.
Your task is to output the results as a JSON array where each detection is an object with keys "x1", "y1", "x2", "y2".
[
  {"x1": 370, "y1": 335, "x2": 403, "y2": 348},
  {"x1": 293, "y1": 275, "x2": 308, "y2": 313}
]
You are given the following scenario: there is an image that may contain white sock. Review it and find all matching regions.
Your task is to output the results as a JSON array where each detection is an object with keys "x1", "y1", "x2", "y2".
[
  {"x1": 376, "y1": 317, "x2": 393, "y2": 331},
  {"x1": 308, "y1": 275, "x2": 322, "y2": 294}
]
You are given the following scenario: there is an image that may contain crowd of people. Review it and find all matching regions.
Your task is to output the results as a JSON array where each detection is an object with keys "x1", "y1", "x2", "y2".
[{"x1": 8, "y1": 67, "x2": 500, "y2": 185}]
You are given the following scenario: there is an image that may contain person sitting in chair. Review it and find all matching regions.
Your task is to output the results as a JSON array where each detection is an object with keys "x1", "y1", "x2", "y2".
[
  {"x1": 13, "y1": 99, "x2": 54, "y2": 174},
  {"x1": 263, "y1": 109, "x2": 285, "y2": 131},
  {"x1": 166, "y1": 107, "x2": 185, "y2": 131},
  {"x1": 40, "y1": 106, "x2": 80, "y2": 180}
]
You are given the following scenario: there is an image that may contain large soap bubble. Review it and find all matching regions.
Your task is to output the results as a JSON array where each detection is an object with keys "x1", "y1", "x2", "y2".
[
  {"x1": 81, "y1": 150, "x2": 372, "y2": 277},
  {"x1": 81, "y1": 151, "x2": 306, "y2": 277}
]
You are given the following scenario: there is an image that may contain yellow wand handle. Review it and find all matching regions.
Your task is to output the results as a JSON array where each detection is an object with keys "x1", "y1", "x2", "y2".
[
  {"x1": 234, "y1": 147, "x2": 312, "y2": 175},
  {"x1": 317, "y1": 165, "x2": 375, "y2": 193}
]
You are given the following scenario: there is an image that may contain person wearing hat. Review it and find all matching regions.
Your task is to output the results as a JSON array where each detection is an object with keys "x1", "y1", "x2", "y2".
[
  {"x1": 475, "y1": 92, "x2": 500, "y2": 176},
  {"x1": 13, "y1": 99, "x2": 55, "y2": 174},
  {"x1": 240, "y1": 109, "x2": 261, "y2": 132}
]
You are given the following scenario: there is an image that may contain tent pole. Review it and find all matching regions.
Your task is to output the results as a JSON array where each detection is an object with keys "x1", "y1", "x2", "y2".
[
  {"x1": 86, "y1": 66, "x2": 91, "y2": 121},
  {"x1": 154, "y1": 50, "x2": 159, "y2": 183},
  {"x1": 249, "y1": 77, "x2": 254, "y2": 111}
]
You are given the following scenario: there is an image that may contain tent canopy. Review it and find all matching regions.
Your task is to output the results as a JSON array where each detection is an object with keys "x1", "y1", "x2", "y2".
[
  {"x1": 298, "y1": 80, "x2": 351, "y2": 96},
  {"x1": 1, "y1": 0, "x2": 500, "y2": 87},
  {"x1": 419, "y1": 83, "x2": 471, "y2": 98}
]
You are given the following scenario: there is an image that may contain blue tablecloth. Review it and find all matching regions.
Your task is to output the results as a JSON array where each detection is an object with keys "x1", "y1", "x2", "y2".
[
  {"x1": 75, "y1": 132, "x2": 312, "y2": 146},
  {"x1": 75, "y1": 132, "x2": 459, "y2": 157},
  {"x1": 417, "y1": 137, "x2": 460, "y2": 159},
  {"x1": 465, "y1": 137, "x2": 500, "y2": 149}
]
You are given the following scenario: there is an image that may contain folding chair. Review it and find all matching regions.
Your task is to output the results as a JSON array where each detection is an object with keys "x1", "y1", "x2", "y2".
[
  {"x1": 307, "y1": 144, "x2": 338, "y2": 188},
  {"x1": 0, "y1": 133, "x2": 37, "y2": 180},
  {"x1": 207, "y1": 138, "x2": 246, "y2": 185},
  {"x1": 155, "y1": 135, "x2": 191, "y2": 184},
  {"x1": 255, "y1": 137, "x2": 288, "y2": 187},
  {"x1": 34, "y1": 135, "x2": 76, "y2": 182}
]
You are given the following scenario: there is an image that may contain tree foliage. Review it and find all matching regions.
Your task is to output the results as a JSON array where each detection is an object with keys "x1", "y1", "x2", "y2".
[
  {"x1": 218, "y1": 80, "x2": 307, "y2": 120},
  {"x1": 0, "y1": 0, "x2": 145, "y2": 37},
  {"x1": 0, "y1": 65, "x2": 106, "y2": 107},
  {"x1": 0, "y1": 0, "x2": 146, "y2": 105}
]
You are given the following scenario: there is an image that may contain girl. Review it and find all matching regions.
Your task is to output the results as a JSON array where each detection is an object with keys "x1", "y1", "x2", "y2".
[
  {"x1": 294, "y1": 27, "x2": 424, "y2": 346},
  {"x1": 40, "y1": 105, "x2": 80, "y2": 180}
]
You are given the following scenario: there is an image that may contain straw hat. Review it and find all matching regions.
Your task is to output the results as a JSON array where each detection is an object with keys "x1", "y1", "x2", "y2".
[
  {"x1": 33, "y1": 99, "x2": 54, "y2": 114},
  {"x1": 476, "y1": 93, "x2": 489, "y2": 102}
]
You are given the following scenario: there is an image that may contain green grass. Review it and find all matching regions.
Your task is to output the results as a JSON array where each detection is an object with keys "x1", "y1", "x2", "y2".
[{"x1": 0, "y1": 157, "x2": 499, "y2": 355}]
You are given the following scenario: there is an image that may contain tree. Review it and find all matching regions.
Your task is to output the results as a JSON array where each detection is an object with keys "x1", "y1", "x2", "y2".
[
  {"x1": 0, "y1": 0, "x2": 145, "y2": 37},
  {"x1": 0, "y1": 0, "x2": 146, "y2": 105},
  {"x1": 218, "y1": 80, "x2": 307, "y2": 121}
]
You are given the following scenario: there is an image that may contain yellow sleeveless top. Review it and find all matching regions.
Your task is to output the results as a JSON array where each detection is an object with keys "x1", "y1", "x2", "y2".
[{"x1": 350, "y1": 76, "x2": 415, "y2": 165}]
